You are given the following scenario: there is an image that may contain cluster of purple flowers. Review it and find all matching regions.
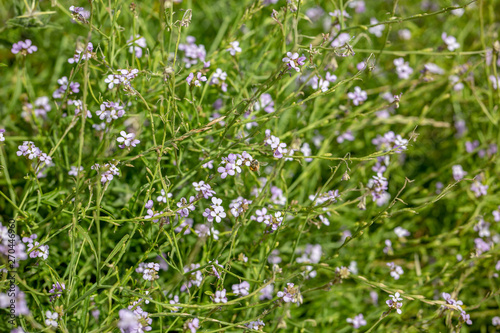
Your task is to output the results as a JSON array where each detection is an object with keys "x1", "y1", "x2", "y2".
[
  {"x1": 202, "y1": 197, "x2": 226, "y2": 223},
  {"x1": 186, "y1": 72, "x2": 207, "y2": 87},
  {"x1": 179, "y1": 36, "x2": 207, "y2": 68},
  {"x1": 282, "y1": 52, "x2": 307, "y2": 72},
  {"x1": 217, "y1": 151, "x2": 254, "y2": 178},
  {"x1": 346, "y1": 314, "x2": 367, "y2": 329},
  {"x1": 91, "y1": 162, "x2": 120, "y2": 184},
  {"x1": 372, "y1": 131, "x2": 408, "y2": 154},
  {"x1": 184, "y1": 318, "x2": 200, "y2": 333},
  {"x1": 17, "y1": 141, "x2": 53, "y2": 170},
  {"x1": 250, "y1": 208, "x2": 284, "y2": 231},
  {"x1": 22, "y1": 234, "x2": 49, "y2": 260},
  {"x1": 226, "y1": 41, "x2": 241, "y2": 56},
  {"x1": 264, "y1": 130, "x2": 288, "y2": 158},
  {"x1": 127, "y1": 35, "x2": 147, "y2": 58},
  {"x1": 193, "y1": 181, "x2": 216, "y2": 199},
  {"x1": 176, "y1": 196, "x2": 196, "y2": 218},
  {"x1": 386, "y1": 292, "x2": 403, "y2": 314},
  {"x1": 254, "y1": 93, "x2": 275, "y2": 113},
  {"x1": 95, "y1": 101, "x2": 126, "y2": 122},
  {"x1": 69, "y1": 6, "x2": 90, "y2": 23},
  {"x1": 442, "y1": 32, "x2": 460, "y2": 51},
  {"x1": 387, "y1": 262, "x2": 404, "y2": 280},
  {"x1": 53, "y1": 76, "x2": 80, "y2": 99},
  {"x1": 24, "y1": 96, "x2": 51, "y2": 118},
  {"x1": 11, "y1": 39, "x2": 37, "y2": 55},
  {"x1": 136, "y1": 262, "x2": 160, "y2": 281},
  {"x1": 213, "y1": 289, "x2": 228, "y2": 303},
  {"x1": 277, "y1": 283, "x2": 302, "y2": 305},
  {"x1": 441, "y1": 292, "x2": 472, "y2": 325},
  {"x1": 104, "y1": 69, "x2": 139, "y2": 89},
  {"x1": 117, "y1": 131, "x2": 140, "y2": 149},
  {"x1": 308, "y1": 72, "x2": 337, "y2": 92},
  {"x1": 68, "y1": 42, "x2": 94, "y2": 64},
  {"x1": 118, "y1": 301, "x2": 153, "y2": 333},
  {"x1": 229, "y1": 197, "x2": 252, "y2": 217},
  {"x1": 394, "y1": 58, "x2": 414, "y2": 80},
  {"x1": 296, "y1": 244, "x2": 322, "y2": 278},
  {"x1": 347, "y1": 86, "x2": 367, "y2": 106},
  {"x1": 232, "y1": 281, "x2": 250, "y2": 296},
  {"x1": 49, "y1": 282, "x2": 66, "y2": 302},
  {"x1": 245, "y1": 320, "x2": 265, "y2": 330},
  {"x1": 181, "y1": 264, "x2": 203, "y2": 292},
  {"x1": 211, "y1": 68, "x2": 228, "y2": 92}
]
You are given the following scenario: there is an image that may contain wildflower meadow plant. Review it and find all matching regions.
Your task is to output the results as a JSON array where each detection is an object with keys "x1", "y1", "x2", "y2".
[{"x1": 1, "y1": 0, "x2": 500, "y2": 332}]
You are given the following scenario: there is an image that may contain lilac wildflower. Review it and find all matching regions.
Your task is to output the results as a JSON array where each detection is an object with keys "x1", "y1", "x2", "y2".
[
  {"x1": 179, "y1": 36, "x2": 206, "y2": 68},
  {"x1": 489, "y1": 75, "x2": 500, "y2": 90},
  {"x1": 346, "y1": 314, "x2": 367, "y2": 329},
  {"x1": 254, "y1": 93, "x2": 275, "y2": 113},
  {"x1": 157, "y1": 189, "x2": 172, "y2": 203},
  {"x1": 45, "y1": 311, "x2": 58, "y2": 328},
  {"x1": 394, "y1": 227, "x2": 410, "y2": 238},
  {"x1": 383, "y1": 239, "x2": 393, "y2": 254},
  {"x1": 213, "y1": 289, "x2": 228, "y2": 303},
  {"x1": 398, "y1": 29, "x2": 412, "y2": 40},
  {"x1": 11, "y1": 40, "x2": 37, "y2": 55},
  {"x1": 442, "y1": 32, "x2": 460, "y2": 51},
  {"x1": 104, "y1": 69, "x2": 139, "y2": 89},
  {"x1": 337, "y1": 130, "x2": 355, "y2": 143},
  {"x1": 386, "y1": 292, "x2": 403, "y2": 314},
  {"x1": 68, "y1": 42, "x2": 93, "y2": 63},
  {"x1": 95, "y1": 101, "x2": 126, "y2": 123},
  {"x1": 186, "y1": 72, "x2": 207, "y2": 87},
  {"x1": 259, "y1": 284, "x2": 274, "y2": 300},
  {"x1": 387, "y1": 262, "x2": 404, "y2": 280},
  {"x1": 282, "y1": 52, "x2": 306, "y2": 72},
  {"x1": 277, "y1": 283, "x2": 302, "y2": 305},
  {"x1": 368, "y1": 18, "x2": 384, "y2": 37},
  {"x1": 470, "y1": 180, "x2": 488, "y2": 197},
  {"x1": 229, "y1": 197, "x2": 252, "y2": 217},
  {"x1": 245, "y1": 320, "x2": 265, "y2": 330},
  {"x1": 181, "y1": 264, "x2": 203, "y2": 292},
  {"x1": 300, "y1": 143, "x2": 313, "y2": 162},
  {"x1": 227, "y1": 41, "x2": 242, "y2": 56},
  {"x1": 136, "y1": 262, "x2": 160, "y2": 281},
  {"x1": 127, "y1": 35, "x2": 147, "y2": 58},
  {"x1": 117, "y1": 131, "x2": 140, "y2": 149},
  {"x1": 69, "y1": 6, "x2": 90, "y2": 23},
  {"x1": 195, "y1": 224, "x2": 219, "y2": 240},
  {"x1": 193, "y1": 181, "x2": 216, "y2": 199},
  {"x1": 53, "y1": 76, "x2": 80, "y2": 99},
  {"x1": 331, "y1": 33, "x2": 351, "y2": 48},
  {"x1": 185, "y1": 318, "x2": 200, "y2": 333},
  {"x1": 493, "y1": 206, "x2": 500, "y2": 222},
  {"x1": 394, "y1": 58, "x2": 413, "y2": 79},
  {"x1": 474, "y1": 238, "x2": 491, "y2": 255},
  {"x1": 202, "y1": 197, "x2": 226, "y2": 223},
  {"x1": 176, "y1": 196, "x2": 196, "y2": 218},
  {"x1": 49, "y1": 282, "x2": 66, "y2": 302},
  {"x1": 452, "y1": 165, "x2": 467, "y2": 181},
  {"x1": 347, "y1": 86, "x2": 367, "y2": 106},
  {"x1": 232, "y1": 281, "x2": 250, "y2": 296}
]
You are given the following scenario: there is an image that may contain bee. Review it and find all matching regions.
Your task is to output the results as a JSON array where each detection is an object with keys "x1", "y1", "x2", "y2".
[
  {"x1": 249, "y1": 159, "x2": 267, "y2": 176},
  {"x1": 249, "y1": 159, "x2": 260, "y2": 172}
]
